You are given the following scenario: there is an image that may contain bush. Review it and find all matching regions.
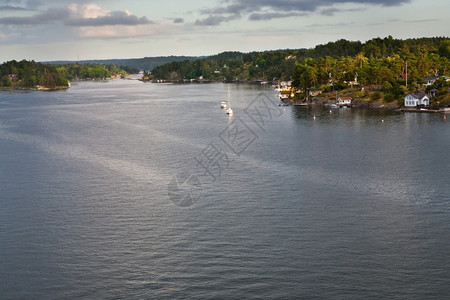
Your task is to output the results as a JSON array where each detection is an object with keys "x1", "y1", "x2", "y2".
[
  {"x1": 1, "y1": 76, "x2": 12, "y2": 87},
  {"x1": 382, "y1": 81, "x2": 392, "y2": 92},
  {"x1": 370, "y1": 91, "x2": 381, "y2": 101},
  {"x1": 383, "y1": 93, "x2": 395, "y2": 102}
]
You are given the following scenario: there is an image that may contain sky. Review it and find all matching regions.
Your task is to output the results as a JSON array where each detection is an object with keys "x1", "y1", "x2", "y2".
[{"x1": 0, "y1": 0, "x2": 449, "y2": 62}]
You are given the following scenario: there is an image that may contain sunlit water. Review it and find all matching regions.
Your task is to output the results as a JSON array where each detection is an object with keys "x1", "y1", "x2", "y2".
[{"x1": 1, "y1": 80, "x2": 449, "y2": 299}]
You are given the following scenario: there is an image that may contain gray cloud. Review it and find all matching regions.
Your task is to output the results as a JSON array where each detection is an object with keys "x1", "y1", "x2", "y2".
[
  {"x1": 0, "y1": 5, "x2": 34, "y2": 11},
  {"x1": 0, "y1": 0, "x2": 42, "y2": 10},
  {"x1": 0, "y1": 7, "x2": 70, "y2": 25},
  {"x1": 173, "y1": 18, "x2": 184, "y2": 24},
  {"x1": 25, "y1": 0, "x2": 42, "y2": 9},
  {"x1": 249, "y1": 12, "x2": 306, "y2": 21},
  {"x1": 196, "y1": 0, "x2": 411, "y2": 25},
  {"x1": 406, "y1": 18, "x2": 438, "y2": 23},
  {"x1": 195, "y1": 14, "x2": 240, "y2": 26},
  {"x1": 0, "y1": 6, "x2": 152, "y2": 27},
  {"x1": 320, "y1": 8, "x2": 341, "y2": 16},
  {"x1": 200, "y1": 4, "x2": 248, "y2": 15}
]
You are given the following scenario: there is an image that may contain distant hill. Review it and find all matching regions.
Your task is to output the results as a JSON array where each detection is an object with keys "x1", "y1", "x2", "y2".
[{"x1": 45, "y1": 56, "x2": 200, "y2": 71}]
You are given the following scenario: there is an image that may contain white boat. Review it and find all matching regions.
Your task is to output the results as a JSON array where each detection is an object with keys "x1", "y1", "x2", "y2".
[
  {"x1": 220, "y1": 101, "x2": 227, "y2": 109},
  {"x1": 225, "y1": 86, "x2": 233, "y2": 115}
]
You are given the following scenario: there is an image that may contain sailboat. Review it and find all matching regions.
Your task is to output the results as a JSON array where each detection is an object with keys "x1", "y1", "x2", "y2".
[{"x1": 225, "y1": 86, "x2": 233, "y2": 115}]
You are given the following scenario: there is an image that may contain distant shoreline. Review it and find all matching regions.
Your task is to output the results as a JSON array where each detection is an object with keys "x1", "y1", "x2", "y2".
[{"x1": 0, "y1": 85, "x2": 70, "y2": 91}]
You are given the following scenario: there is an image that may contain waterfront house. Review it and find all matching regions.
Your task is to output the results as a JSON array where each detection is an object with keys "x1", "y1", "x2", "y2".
[
  {"x1": 338, "y1": 97, "x2": 352, "y2": 107},
  {"x1": 403, "y1": 93, "x2": 430, "y2": 107}
]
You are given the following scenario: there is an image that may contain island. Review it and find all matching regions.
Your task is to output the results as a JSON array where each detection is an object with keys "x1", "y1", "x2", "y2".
[
  {"x1": 1, "y1": 60, "x2": 139, "y2": 90},
  {"x1": 0, "y1": 60, "x2": 70, "y2": 90}
]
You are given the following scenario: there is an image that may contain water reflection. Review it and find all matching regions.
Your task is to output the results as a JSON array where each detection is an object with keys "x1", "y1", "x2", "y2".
[{"x1": 292, "y1": 105, "x2": 408, "y2": 125}]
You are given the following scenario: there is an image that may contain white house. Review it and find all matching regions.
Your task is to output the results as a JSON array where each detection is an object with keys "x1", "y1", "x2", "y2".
[
  {"x1": 338, "y1": 97, "x2": 352, "y2": 107},
  {"x1": 403, "y1": 93, "x2": 430, "y2": 107}
]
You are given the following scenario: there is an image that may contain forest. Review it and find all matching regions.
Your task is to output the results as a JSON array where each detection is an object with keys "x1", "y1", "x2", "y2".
[
  {"x1": 1, "y1": 60, "x2": 69, "y2": 89},
  {"x1": 54, "y1": 63, "x2": 138, "y2": 80},
  {"x1": 0, "y1": 60, "x2": 138, "y2": 89},
  {"x1": 149, "y1": 36, "x2": 450, "y2": 105},
  {"x1": 47, "y1": 56, "x2": 197, "y2": 72}
]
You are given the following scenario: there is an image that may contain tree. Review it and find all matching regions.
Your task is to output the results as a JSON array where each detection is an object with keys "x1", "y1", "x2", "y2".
[{"x1": 292, "y1": 63, "x2": 317, "y2": 96}]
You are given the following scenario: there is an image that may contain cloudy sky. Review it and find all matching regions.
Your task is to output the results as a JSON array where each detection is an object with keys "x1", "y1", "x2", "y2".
[{"x1": 0, "y1": 0, "x2": 449, "y2": 62}]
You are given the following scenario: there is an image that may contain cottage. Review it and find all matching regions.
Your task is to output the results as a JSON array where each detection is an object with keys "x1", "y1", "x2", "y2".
[
  {"x1": 338, "y1": 97, "x2": 352, "y2": 107},
  {"x1": 429, "y1": 88, "x2": 439, "y2": 98},
  {"x1": 309, "y1": 88, "x2": 322, "y2": 97},
  {"x1": 424, "y1": 76, "x2": 439, "y2": 86},
  {"x1": 403, "y1": 93, "x2": 430, "y2": 107}
]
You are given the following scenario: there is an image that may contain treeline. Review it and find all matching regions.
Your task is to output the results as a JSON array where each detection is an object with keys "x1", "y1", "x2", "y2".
[
  {"x1": 53, "y1": 63, "x2": 138, "y2": 80},
  {"x1": 47, "y1": 56, "x2": 197, "y2": 72},
  {"x1": 150, "y1": 36, "x2": 450, "y2": 88},
  {"x1": 150, "y1": 51, "x2": 250, "y2": 81},
  {"x1": 1, "y1": 60, "x2": 68, "y2": 89},
  {"x1": 1, "y1": 60, "x2": 139, "y2": 89}
]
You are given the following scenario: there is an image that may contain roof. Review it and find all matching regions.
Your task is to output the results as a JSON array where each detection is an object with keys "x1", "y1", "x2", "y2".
[
  {"x1": 405, "y1": 93, "x2": 428, "y2": 100},
  {"x1": 339, "y1": 97, "x2": 352, "y2": 100}
]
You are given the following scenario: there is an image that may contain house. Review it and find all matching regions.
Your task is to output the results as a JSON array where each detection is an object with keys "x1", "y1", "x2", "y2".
[
  {"x1": 309, "y1": 88, "x2": 322, "y2": 97},
  {"x1": 338, "y1": 97, "x2": 352, "y2": 107},
  {"x1": 429, "y1": 88, "x2": 439, "y2": 98},
  {"x1": 403, "y1": 93, "x2": 430, "y2": 107},
  {"x1": 424, "y1": 76, "x2": 439, "y2": 86}
]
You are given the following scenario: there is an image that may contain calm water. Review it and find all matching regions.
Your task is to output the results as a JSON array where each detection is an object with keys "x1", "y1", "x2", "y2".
[{"x1": 1, "y1": 80, "x2": 449, "y2": 299}]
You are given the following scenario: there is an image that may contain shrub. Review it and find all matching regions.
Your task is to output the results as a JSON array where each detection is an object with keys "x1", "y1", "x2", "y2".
[
  {"x1": 370, "y1": 91, "x2": 381, "y2": 101},
  {"x1": 383, "y1": 93, "x2": 395, "y2": 102}
]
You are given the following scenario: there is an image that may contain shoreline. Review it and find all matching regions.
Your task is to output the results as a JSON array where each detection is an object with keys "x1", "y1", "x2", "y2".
[
  {"x1": 0, "y1": 85, "x2": 70, "y2": 91},
  {"x1": 286, "y1": 98, "x2": 450, "y2": 113}
]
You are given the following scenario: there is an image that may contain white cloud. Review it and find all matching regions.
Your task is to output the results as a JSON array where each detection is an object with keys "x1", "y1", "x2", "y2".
[{"x1": 68, "y1": 3, "x2": 109, "y2": 19}]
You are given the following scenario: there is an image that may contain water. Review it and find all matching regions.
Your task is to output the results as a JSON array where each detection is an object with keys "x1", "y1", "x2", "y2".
[{"x1": 1, "y1": 80, "x2": 449, "y2": 299}]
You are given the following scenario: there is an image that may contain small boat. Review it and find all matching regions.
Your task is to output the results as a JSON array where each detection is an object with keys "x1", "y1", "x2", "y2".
[
  {"x1": 225, "y1": 86, "x2": 233, "y2": 115},
  {"x1": 329, "y1": 104, "x2": 339, "y2": 109},
  {"x1": 220, "y1": 101, "x2": 227, "y2": 109}
]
